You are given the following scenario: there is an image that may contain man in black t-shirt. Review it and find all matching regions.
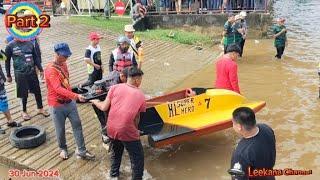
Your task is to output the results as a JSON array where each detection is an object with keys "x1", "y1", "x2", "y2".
[{"x1": 229, "y1": 107, "x2": 276, "y2": 180}]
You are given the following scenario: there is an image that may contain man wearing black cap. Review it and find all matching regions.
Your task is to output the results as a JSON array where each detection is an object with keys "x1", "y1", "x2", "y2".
[
  {"x1": 229, "y1": 107, "x2": 276, "y2": 180},
  {"x1": 5, "y1": 38, "x2": 49, "y2": 120},
  {"x1": 45, "y1": 43, "x2": 95, "y2": 160},
  {"x1": 215, "y1": 43, "x2": 241, "y2": 94}
]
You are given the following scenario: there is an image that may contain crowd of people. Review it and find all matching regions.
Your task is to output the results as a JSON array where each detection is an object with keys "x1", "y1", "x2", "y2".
[{"x1": 157, "y1": 0, "x2": 267, "y2": 13}]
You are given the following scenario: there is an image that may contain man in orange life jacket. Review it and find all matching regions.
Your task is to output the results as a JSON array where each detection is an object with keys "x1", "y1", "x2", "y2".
[{"x1": 109, "y1": 36, "x2": 138, "y2": 73}]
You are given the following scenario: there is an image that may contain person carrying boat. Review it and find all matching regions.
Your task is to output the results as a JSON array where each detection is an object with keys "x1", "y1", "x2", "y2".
[
  {"x1": 272, "y1": 18, "x2": 287, "y2": 59},
  {"x1": 215, "y1": 43, "x2": 241, "y2": 94},
  {"x1": 91, "y1": 67, "x2": 146, "y2": 179},
  {"x1": 45, "y1": 43, "x2": 95, "y2": 160},
  {"x1": 91, "y1": 68, "x2": 129, "y2": 144},
  {"x1": 124, "y1": 24, "x2": 144, "y2": 69},
  {"x1": 109, "y1": 36, "x2": 138, "y2": 73},
  {"x1": 229, "y1": 107, "x2": 276, "y2": 180}
]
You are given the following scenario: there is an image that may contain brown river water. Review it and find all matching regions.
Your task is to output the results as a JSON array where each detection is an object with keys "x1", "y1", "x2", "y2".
[{"x1": 1, "y1": 0, "x2": 320, "y2": 179}]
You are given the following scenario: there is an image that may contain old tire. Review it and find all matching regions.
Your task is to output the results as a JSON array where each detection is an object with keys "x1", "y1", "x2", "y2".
[{"x1": 9, "y1": 125, "x2": 46, "y2": 149}]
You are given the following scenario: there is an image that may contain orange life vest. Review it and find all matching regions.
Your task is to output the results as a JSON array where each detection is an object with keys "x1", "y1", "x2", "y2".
[{"x1": 112, "y1": 48, "x2": 134, "y2": 72}]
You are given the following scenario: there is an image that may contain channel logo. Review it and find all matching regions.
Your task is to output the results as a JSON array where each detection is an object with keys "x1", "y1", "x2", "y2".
[{"x1": 3, "y1": 2, "x2": 50, "y2": 41}]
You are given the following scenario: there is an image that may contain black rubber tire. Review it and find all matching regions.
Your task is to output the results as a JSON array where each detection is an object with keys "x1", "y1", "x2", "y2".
[{"x1": 9, "y1": 125, "x2": 46, "y2": 149}]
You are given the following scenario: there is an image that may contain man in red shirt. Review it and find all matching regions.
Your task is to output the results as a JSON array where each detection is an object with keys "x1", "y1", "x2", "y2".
[
  {"x1": 91, "y1": 67, "x2": 146, "y2": 179},
  {"x1": 45, "y1": 43, "x2": 95, "y2": 160},
  {"x1": 215, "y1": 43, "x2": 241, "y2": 94}
]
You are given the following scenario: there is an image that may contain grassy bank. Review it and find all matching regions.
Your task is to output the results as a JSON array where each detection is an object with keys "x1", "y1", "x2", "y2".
[{"x1": 69, "y1": 16, "x2": 214, "y2": 46}]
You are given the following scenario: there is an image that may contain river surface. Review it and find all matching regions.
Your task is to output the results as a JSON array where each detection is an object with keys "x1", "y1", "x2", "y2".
[
  {"x1": 1, "y1": 0, "x2": 320, "y2": 179},
  {"x1": 145, "y1": 0, "x2": 320, "y2": 179}
]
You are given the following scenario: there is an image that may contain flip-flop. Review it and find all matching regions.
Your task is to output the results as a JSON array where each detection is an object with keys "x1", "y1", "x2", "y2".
[
  {"x1": 37, "y1": 110, "x2": 50, "y2": 117},
  {"x1": 22, "y1": 113, "x2": 31, "y2": 121},
  {"x1": 59, "y1": 150, "x2": 69, "y2": 160},
  {"x1": 7, "y1": 121, "x2": 22, "y2": 127}
]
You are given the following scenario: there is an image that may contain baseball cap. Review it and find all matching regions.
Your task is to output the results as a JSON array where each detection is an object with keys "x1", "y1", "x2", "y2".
[
  {"x1": 6, "y1": 35, "x2": 14, "y2": 43},
  {"x1": 226, "y1": 44, "x2": 241, "y2": 54},
  {"x1": 54, "y1": 43, "x2": 72, "y2": 57},
  {"x1": 89, "y1": 32, "x2": 101, "y2": 40}
]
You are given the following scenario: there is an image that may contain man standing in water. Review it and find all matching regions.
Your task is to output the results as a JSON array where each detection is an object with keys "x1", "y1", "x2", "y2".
[
  {"x1": 215, "y1": 43, "x2": 241, "y2": 94},
  {"x1": 273, "y1": 18, "x2": 287, "y2": 59},
  {"x1": 229, "y1": 107, "x2": 276, "y2": 180},
  {"x1": 91, "y1": 67, "x2": 146, "y2": 179}
]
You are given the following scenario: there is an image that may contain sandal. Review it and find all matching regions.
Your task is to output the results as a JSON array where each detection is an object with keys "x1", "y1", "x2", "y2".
[
  {"x1": 7, "y1": 121, "x2": 22, "y2": 127},
  {"x1": 37, "y1": 110, "x2": 50, "y2": 117},
  {"x1": 22, "y1": 113, "x2": 31, "y2": 121},
  {"x1": 59, "y1": 150, "x2": 69, "y2": 160}
]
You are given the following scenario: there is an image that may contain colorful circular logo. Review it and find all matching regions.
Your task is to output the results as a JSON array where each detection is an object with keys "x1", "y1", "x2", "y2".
[{"x1": 4, "y1": 2, "x2": 43, "y2": 41}]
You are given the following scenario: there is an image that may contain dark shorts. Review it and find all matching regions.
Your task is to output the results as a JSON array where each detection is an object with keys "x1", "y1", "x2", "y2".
[{"x1": 15, "y1": 71, "x2": 41, "y2": 98}]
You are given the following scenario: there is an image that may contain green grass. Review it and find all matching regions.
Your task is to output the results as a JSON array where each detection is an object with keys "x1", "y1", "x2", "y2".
[{"x1": 69, "y1": 16, "x2": 213, "y2": 46}]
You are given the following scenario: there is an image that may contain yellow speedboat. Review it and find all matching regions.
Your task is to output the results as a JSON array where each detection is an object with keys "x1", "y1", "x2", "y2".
[{"x1": 139, "y1": 88, "x2": 266, "y2": 148}]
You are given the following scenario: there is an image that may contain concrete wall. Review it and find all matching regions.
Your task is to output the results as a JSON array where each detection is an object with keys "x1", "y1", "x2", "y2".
[{"x1": 146, "y1": 13, "x2": 273, "y2": 35}]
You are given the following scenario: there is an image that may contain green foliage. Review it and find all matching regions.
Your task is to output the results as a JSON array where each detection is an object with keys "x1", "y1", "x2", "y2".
[{"x1": 70, "y1": 16, "x2": 212, "y2": 46}]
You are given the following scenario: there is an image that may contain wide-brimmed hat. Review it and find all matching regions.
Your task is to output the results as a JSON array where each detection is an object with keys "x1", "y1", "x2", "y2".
[
  {"x1": 124, "y1": 24, "x2": 135, "y2": 32},
  {"x1": 54, "y1": 43, "x2": 72, "y2": 57}
]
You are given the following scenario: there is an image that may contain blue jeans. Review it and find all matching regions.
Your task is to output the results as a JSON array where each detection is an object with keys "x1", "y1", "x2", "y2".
[
  {"x1": 244, "y1": 0, "x2": 254, "y2": 9},
  {"x1": 50, "y1": 101, "x2": 86, "y2": 155},
  {"x1": 213, "y1": 0, "x2": 222, "y2": 9},
  {"x1": 255, "y1": 0, "x2": 265, "y2": 10},
  {"x1": 110, "y1": 139, "x2": 144, "y2": 180},
  {"x1": 160, "y1": 0, "x2": 170, "y2": 8}
]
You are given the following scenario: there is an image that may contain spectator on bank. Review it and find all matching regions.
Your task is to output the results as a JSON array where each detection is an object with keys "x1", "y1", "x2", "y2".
[
  {"x1": 174, "y1": 0, "x2": 182, "y2": 13},
  {"x1": 160, "y1": 0, "x2": 170, "y2": 13},
  {"x1": 132, "y1": 0, "x2": 150, "y2": 31},
  {"x1": 254, "y1": 0, "x2": 265, "y2": 11}
]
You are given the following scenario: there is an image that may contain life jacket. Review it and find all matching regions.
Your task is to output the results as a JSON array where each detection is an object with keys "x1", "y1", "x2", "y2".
[{"x1": 112, "y1": 48, "x2": 134, "y2": 72}]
